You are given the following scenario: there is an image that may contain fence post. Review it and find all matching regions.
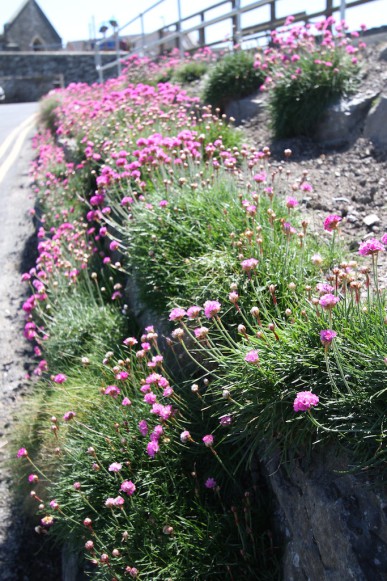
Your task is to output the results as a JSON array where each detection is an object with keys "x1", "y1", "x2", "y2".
[
  {"x1": 326, "y1": 0, "x2": 333, "y2": 16},
  {"x1": 140, "y1": 13, "x2": 146, "y2": 55},
  {"x1": 177, "y1": 0, "x2": 183, "y2": 58},
  {"x1": 270, "y1": 0, "x2": 276, "y2": 27},
  {"x1": 232, "y1": 0, "x2": 241, "y2": 46},
  {"x1": 158, "y1": 28, "x2": 165, "y2": 55},
  {"x1": 199, "y1": 12, "x2": 205, "y2": 47}
]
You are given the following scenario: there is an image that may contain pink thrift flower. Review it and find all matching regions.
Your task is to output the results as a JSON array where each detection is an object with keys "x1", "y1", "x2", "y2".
[
  {"x1": 358, "y1": 238, "x2": 385, "y2": 256},
  {"x1": 293, "y1": 391, "x2": 319, "y2": 412},
  {"x1": 186, "y1": 305, "x2": 202, "y2": 318},
  {"x1": 180, "y1": 430, "x2": 192, "y2": 443},
  {"x1": 381, "y1": 233, "x2": 387, "y2": 245},
  {"x1": 219, "y1": 414, "x2": 233, "y2": 426},
  {"x1": 285, "y1": 196, "x2": 299, "y2": 208},
  {"x1": 17, "y1": 448, "x2": 28, "y2": 458},
  {"x1": 323, "y1": 214, "x2": 342, "y2": 232},
  {"x1": 319, "y1": 293, "x2": 340, "y2": 309},
  {"x1": 253, "y1": 171, "x2": 267, "y2": 183},
  {"x1": 320, "y1": 329, "x2": 337, "y2": 345},
  {"x1": 63, "y1": 411, "x2": 76, "y2": 421},
  {"x1": 194, "y1": 326, "x2": 209, "y2": 340},
  {"x1": 108, "y1": 462, "x2": 122, "y2": 472},
  {"x1": 122, "y1": 397, "x2": 132, "y2": 406},
  {"x1": 28, "y1": 474, "x2": 38, "y2": 483},
  {"x1": 202, "y1": 434, "x2": 214, "y2": 447},
  {"x1": 316, "y1": 283, "x2": 335, "y2": 295},
  {"x1": 146, "y1": 440, "x2": 159, "y2": 458},
  {"x1": 109, "y1": 240, "x2": 119, "y2": 251},
  {"x1": 241, "y1": 258, "x2": 258, "y2": 273},
  {"x1": 120, "y1": 480, "x2": 136, "y2": 496},
  {"x1": 116, "y1": 371, "x2": 129, "y2": 381},
  {"x1": 144, "y1": 392, "x2": 157, "y2": 404},
  {"x1": 138, "y1": 420, "x2": 148, "y2": 436},
  {"x1": 203, "y1": 300, "x2": 221, "y2": 318},
  {"x1": 104, "y1": 385, "x2": 121, "y2": 398},
  {"x1": 205, "y1": 477, "x2": 217, "y2": 489},
  {"x1": 53, "y1": 373, "x2": 67, "y2": 384},
  {"x1": 159, "y1": 200, "x2": 168, "y2": 207},
  {"x1": 169, "y1": 307, "x2": 187, "y2": 321},
  {"x1": 123, "y1": 337, "x2": 138, "y2": 347},
  {"x1": 244, "y1": 350, "x2": 259, "y2": 364}
]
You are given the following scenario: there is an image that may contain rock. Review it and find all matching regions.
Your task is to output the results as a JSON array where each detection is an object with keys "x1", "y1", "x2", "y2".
[
  {"x1": 363, "y1": 213, "x2": 380, "y2": 227},
  {"x1": 378, "y1": 43, "x2": 387, "y2": 61},
  {"x1": 315, "y1": 90, "x2": 380, "y2": 146},
  {"x1": 225, "y1": 91, "x2": 265, "y2": 125},
  {"x1": 266, "y1": 448, "x2": 387, "y2": 581},
  {"x1": 364, "y1": 95, "x2": 387, "y2": 147}
]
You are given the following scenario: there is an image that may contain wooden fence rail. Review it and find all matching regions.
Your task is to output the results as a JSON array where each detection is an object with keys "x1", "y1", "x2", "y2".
[{"x1": 95, "y1": 0, "x2": 380, "y2": 81}]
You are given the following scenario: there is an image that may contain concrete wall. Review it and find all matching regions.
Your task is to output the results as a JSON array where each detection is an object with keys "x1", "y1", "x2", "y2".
[{"x1": 0, "y1": 52, "x2": 119, "y2": 102}]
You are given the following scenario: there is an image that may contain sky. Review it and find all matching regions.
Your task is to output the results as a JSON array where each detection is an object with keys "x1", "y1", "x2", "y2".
[{"x1": 0, "y1": 0, "x2": 386, "y2": 47}]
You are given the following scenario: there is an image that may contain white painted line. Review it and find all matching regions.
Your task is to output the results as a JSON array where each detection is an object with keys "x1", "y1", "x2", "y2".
[
  {"x1": 0, "y1": 116, "x2": 37, "y2": 185},
  {"x1": 0, "y1": 114, "x2": 37, "y2": 164}
]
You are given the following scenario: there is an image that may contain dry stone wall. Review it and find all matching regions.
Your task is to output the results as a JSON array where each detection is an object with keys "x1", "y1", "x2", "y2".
[{"x1": 0, "y1": 52, "x2": 119, "y2": 102}]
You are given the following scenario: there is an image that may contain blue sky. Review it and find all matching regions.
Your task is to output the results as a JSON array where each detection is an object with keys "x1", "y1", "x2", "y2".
[{"x1": 0, "y1": 0, "x2": 386, "y2": 46}]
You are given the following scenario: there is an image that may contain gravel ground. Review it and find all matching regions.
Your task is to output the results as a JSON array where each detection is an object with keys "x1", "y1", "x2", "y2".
[{"x1": 241, "y1": 39, "x2": 387, "y2": 283}]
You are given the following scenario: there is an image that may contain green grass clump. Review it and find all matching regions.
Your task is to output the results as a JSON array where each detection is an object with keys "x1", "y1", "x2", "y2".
[
  {"x1": 174, "y1": 61, "x2": 209, "y2": 84},
  {"x1": 202, "y1": 51, "x2": 266, "y2": 111},
  {"x1": 269, "y1": 49, "x2": 360, "y2": 138}
]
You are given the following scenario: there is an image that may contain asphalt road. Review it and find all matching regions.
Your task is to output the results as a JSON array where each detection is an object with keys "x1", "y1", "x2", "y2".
[{"x1": 0, "y1": 101, "x2": 43, "y2": 580}]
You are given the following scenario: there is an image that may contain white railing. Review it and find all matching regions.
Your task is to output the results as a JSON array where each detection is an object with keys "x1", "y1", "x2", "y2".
[{"x1": 95, "y1": 0, "x2": 379, "y2": 82}]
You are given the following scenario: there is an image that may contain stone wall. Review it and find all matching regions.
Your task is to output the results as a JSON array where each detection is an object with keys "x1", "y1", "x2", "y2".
[{"x1": 0, "y1": 52, "x2": 119, "y2": 102}]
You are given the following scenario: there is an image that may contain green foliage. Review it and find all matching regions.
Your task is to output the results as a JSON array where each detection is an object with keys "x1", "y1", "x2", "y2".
[
  {"x1": 202, "y1": 51, "x2": 266, "y2": 111},
  {"x1": 268, "y1": 51, "x2": 360, "y2": 138},
  {"x1": 38, "y1": 95, "x2": 61, "y2": 134},
  {"x1": 174, "y1": 61, "x2": 209, "y2": 84}
]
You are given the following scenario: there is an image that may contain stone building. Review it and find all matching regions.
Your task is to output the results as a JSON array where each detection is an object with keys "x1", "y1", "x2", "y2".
[{"x1": 0, "y1": 0, "x2": 62, "y2": 51}]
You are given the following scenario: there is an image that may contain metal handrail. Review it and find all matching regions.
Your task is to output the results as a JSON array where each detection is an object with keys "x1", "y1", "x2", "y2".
[{"x1": 95, "y1": 0, "x2": 379, "y2": 82}]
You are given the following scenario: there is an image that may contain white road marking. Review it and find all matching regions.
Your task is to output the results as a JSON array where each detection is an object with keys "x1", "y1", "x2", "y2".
[{"x1": 0, "y1": 114, "x2": 37, "y2": 185}]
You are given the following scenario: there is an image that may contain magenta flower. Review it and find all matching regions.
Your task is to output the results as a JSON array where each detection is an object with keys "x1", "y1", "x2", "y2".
[
  {"x1": 122, "y1": 397, "x2": 132, "y2": 406},
  {"x1": 28, "y1": 474, "x2": 38, "y2": 483},
  {"x1": 244, "y1": 350, "x2": 259, "y2": 364},
  {"x1": 293, "y1": 391, "x2": 319, "y2": 412},
  {"x1": 205, "y1": 477, "x2": 217, "y2": 489},
  {"x1": 169, "y1": 307, "x2": 187, "y2": 321},
  {"x1": 186, "y1": 305, "x2": 202, "y2": 318},
  {"x1": 323, "y1": 214, "x2": 341, "y2": 232},
  {"x1": 180, "y1": 430, "x2": 192, "y2": 443},
  {"x1": 253, "y1": 171, "x2": 267, "y2": 183},
  {"x1": 380, "y1": 233, "x2": 387, "y2": 245},
  {"x1": 63, "y1": 410, "x2": 76, "y2": 421},
  {"x1": 241, "y1": 258, "x2": 258, "y2": 273},
  {"x1": 109, "y1": 240, "x2": 119, "y2": 251},
  {"x1": 17, "y1": 448, "x2": 28, "y2": 458},
  {"x1": 120, "y1": 480, "x2": 136, "y2": 496},
  {"x1": 202, "y1": 434, "x2": 214, "y2": 447},
  {"x1": 358, "y1": 238, "x2": 385, "y2": 256},
  {"x1": 319, "y1": 293, "x2": 340, "y2": 309},
  {"x1": 203, "y1": 300, "x2": 221, "y2": 318},
  {"x1": 53, "y1": 373, "x2": 67, "y2": 384},
  {"x1": 144, "y1": 392, "x2": 157, "y2": 404},
  {"x1": 320, "y1": 329, "x2": 337, "y2": 345},
  {"x1": 123, "y1": 337, "x2": 138, "y2": 347},
  {"x1": 138, "y1": 420, "x2": 148, "y2": 436},
  {"x1": 108, "y1": 462, "x2": 122, "y2": 472},
  {"x1": 104, "y1": 385, "x2": 121, "y2": 398},
  {"x1": 316, "y1": 282, "x2": 335, "y2": 295},
  {"x1": 285, "y1": 196, "x2": 298, "y2": 208},
  {"x1": 219, "y1": 414, "x2": 233, "y2": 426},
  {"x1": 146, "y1": 440, "x2": 159, "y2": 458},
  {"x1": 194, "y1": 326, "x2": 209, "y2": 340}
]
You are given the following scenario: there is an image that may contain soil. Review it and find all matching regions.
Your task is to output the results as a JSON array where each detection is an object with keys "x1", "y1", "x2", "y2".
[{"x1": 240, "y1": 37, "x2": 387, "y2": 283}]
